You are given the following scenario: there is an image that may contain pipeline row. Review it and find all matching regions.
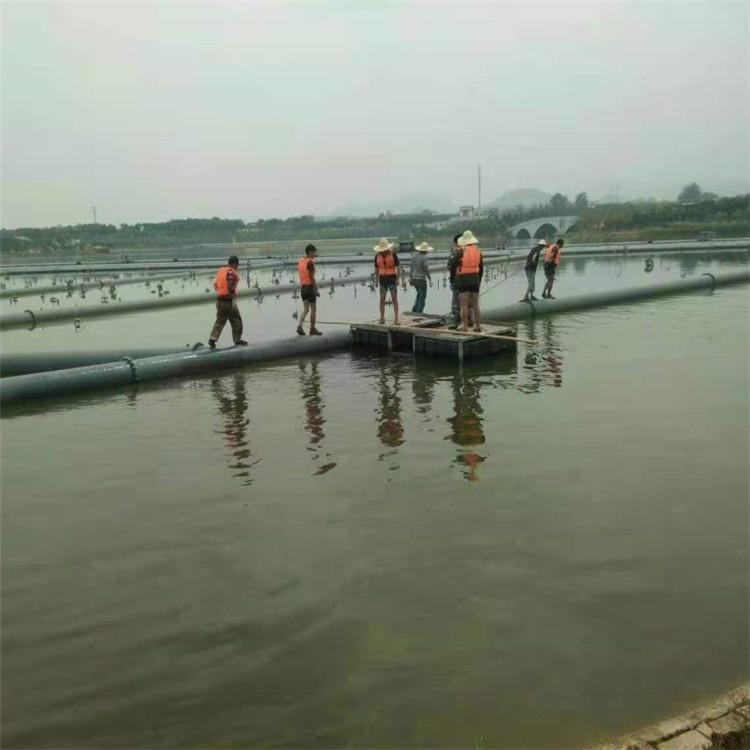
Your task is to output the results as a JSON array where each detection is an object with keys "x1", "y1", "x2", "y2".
[{"x1": 1, "y1": 270, "x2": 747, "y2": 406}]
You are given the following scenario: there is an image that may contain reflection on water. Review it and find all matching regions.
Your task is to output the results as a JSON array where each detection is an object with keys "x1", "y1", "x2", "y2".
[
  {"x1": 299, "y1": 361, "x2": 337, "y2": 476},
  {"x1": 446, "y1": 371, "x2": 487, "y2": 482},
  {"x1": 519, "y1": 318, "x2": 565, "y2": 392},
  {"x1": 211, "y1": 374, "x2": 257, "y2": 485},
  {"x1": 375, "y1": 361, "x2": 405, "y2": 458}
]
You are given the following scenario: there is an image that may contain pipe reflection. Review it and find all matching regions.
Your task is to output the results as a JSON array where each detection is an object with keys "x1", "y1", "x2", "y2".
[{"x1": 211, "y1": 374, "x2": 258, "y2": 486}]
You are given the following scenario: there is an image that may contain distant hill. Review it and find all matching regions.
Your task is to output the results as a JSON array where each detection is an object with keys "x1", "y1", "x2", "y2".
[
  {"x1": 332, "y1": 191, "x2": 455, "y2": 218},
  {"x1": 486, "y1": 188, "x2": 553, "y2": 211}
]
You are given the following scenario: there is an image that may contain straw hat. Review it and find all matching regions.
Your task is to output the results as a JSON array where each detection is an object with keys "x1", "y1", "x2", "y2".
[
  {"x1": 373, "y1": 238, "x2": 395, "y2": 253},
  {"x1": 415, "y1": 241, "x2": 433, "y2": 253},
  {"x1": 457, "y1": 230, "x2": 479, "y2": 247}
]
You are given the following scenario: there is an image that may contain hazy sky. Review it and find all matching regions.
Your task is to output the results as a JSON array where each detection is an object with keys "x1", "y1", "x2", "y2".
[{"x1": 2, "y1": 0, "x2": 748, "y2": 228}]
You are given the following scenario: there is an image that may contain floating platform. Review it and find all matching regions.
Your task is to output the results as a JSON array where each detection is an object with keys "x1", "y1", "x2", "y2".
[{"x1": 350, "y1": 314, "x2": 517, "y2": 361}]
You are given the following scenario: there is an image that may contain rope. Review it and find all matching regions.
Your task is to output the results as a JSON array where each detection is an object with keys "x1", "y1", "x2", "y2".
[{"x1": 480, "y1": 261, "x2": 525, "y2": 297}]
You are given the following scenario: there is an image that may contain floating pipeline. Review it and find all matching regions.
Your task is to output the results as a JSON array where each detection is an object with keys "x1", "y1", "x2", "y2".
[
  {"x1": 476, "y1": 269, "x2": 750, "y2": 322},
  {"x1": 0, "y1": 332, "x2": 351, "y2": 406},
  {"x1": 0, "y1": 345, "x2": 205, "y2": 378},
  {"x1": 1, "y1": 270, "x2": 748, "y2": 407},
  {"x1": 0, "y1": 254, "x2": 517, "y2": 332}
]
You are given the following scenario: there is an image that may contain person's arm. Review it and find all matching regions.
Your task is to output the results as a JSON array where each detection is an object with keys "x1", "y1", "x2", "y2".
[
  {"x1": 424, "y1": 255, "x2": 432, "y2": 283},
  {"x1": 227, "y1": 268, "x2": 239, "y2": 296},
  {"x1": 479, "y1": 255, "x2": 484, "y2": 283},
  {"x1": 393, "y1": 253, "x2": 400, "y2": 283},
  {"x1": 448, "y1": 251, "x2": 458, "y2": 284},
  {"x1": 309, "y1": 260, "x2": 318, "y2": 295}
]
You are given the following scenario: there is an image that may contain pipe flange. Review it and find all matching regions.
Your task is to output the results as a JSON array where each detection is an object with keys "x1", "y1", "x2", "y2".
[
  {"x1": 121, "y1": 356, "x2": 139, "y2": 385},
  {"x1": 23, "y1": 309, "x2": 37, "y2": 330},
  {"x1": 701, "y1": 272, "x2": 716, "y2": 291},
  {"x1": 191, "y1": 342, "x2": 204, "y2": 351}
]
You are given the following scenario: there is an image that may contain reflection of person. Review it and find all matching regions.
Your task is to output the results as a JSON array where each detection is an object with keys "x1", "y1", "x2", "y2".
[
  {"x1": 299, "y1": 361, "x2": 325, "y2": 452},
  {"x1": 448, "y1": 372, "x2": 486, "y2": 482},
  {"x1": 211, "y1": 374, "x2": 255, "y2": 484},
  {"x1": 518, "y1": 318, "x2": 564, "y2": 393},
  {"x1": 297, "y1": 243, "x2": 322, "y2": 336},
  {"x1": 209, "y1": 255, "x2": 248, "y2": 349},
  {"x1": 409, "y1": 242, "x2": 433, "y2": 313},
  {"x1": 542, "y1": 238, "x2": 564, "y2": 299},
  {"x1": 521, "y1": 239, "x2": 546, "y2": 302},
  {"x1": 373, "y1": 238, "x2": 400, "y2": 325},
  {"x1": 376, "y1": 367, "x2": 404, "y2": 448},
  {"x1": 454, "y1": 230, "x2": 484, "y2": 332}
]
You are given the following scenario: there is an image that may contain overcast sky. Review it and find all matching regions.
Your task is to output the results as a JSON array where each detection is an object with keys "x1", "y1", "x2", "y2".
[{"x1": 2, "y1": 0, "x2": 748, "y2": 228}]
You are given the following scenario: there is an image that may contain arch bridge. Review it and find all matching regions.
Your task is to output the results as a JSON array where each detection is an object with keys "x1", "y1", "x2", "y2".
[{"x1": 508, "y1": 215, "x2": 578, "y2": 240}]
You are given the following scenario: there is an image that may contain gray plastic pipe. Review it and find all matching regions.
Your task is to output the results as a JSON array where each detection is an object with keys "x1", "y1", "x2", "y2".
[
  {"x1": 0, "y1": 346, "x2": 203, "y2": 378},
  {"x1": 0, "y1": 254, "x2": 517, "y2": 331},
  {"x1": 478, "y1": 269, "x2": 750, "y2": 322},
  {"x1": 0, "y1": 332, "x2": 350, "y2": 405}
]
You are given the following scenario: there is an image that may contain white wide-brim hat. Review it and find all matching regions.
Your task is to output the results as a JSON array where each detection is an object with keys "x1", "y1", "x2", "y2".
[
  {"x1": 415, "y1": 241, "x2": 433, "y2": 253},
  {"x1": 373, "y1": 238, "x2": 395, "y2": 253},
  {"x1": 457, "y1": 230, "x2": 479, "y2": 247},
  {"x1": 537, "y1": 239, "x2": 547, "y2": 246}
]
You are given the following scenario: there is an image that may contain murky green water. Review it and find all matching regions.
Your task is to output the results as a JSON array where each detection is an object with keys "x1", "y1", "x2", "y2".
[{"x1": 1, "y1": 278, "x2": 748, "y2": 747}]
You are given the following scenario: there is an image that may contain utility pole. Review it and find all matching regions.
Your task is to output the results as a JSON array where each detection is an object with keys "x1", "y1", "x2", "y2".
[
  {"x1": 477, "y1": 165, "x2": 482, "y2": 210},
  {"x1": 92, "y1": 204, "x2": 97, "y2": 224}
]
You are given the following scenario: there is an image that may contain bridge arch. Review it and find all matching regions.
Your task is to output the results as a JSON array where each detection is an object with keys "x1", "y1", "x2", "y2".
[
  {"x1": 533, "y1": 223, "x2": 558, "y2": 240},
  {"x1": 516, "y1": 228, "x2": 531, "y2": 239}
]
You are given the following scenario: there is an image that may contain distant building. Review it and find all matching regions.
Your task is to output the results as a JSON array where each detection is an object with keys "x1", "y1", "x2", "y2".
[{"x1": 459, "y1": 205, "x2": 475, "y2": 218}]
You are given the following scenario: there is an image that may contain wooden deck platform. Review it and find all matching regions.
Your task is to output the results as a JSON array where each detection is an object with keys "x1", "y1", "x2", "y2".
[{"x1": 350, "y1": 314, "x2": 517, "y2": 361}]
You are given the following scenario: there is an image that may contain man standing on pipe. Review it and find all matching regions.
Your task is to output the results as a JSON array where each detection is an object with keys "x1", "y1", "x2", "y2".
[
  {"x1": 208, "y1": 256, "x2": 248, "y2": 349},
  {"x1": 521, "y1": 239, "x2": 547, "y2": 302},
  {"x1": 542, "y1": 238, "x2": 564, "y2": 299},
  {"x1": 297, "y1": 244, "x2": 322, "y2": 336}
]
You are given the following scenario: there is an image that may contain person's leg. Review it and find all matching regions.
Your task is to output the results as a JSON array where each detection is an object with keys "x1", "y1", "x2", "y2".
[
  {"x1": 471, "y1": 292, "x2": 481, "y2": 331},
  {"x1": 299, "y1": 300, "x2": 309, "y2": 326},
  {"x1": 459, "y1": 291, "x2": 469, "y2": 330},
  {"x1": 229, "y1": 301, "x2": 244, "y2": 343},
  {"x1": 547, "y1": 270, "x2": 556, "y2": 298},
  {"x1": 379, "y1": 285, "x2": 386, "y2": 323},
  {"x1": 451, "y1": 286, "x2": 461, "y2": 325},
  {"x1": 391, "y1": 286, "x2": 399, "y2": 323},
  {"x1": 419, "y1": 284, "x2": 427, "y2": 312},
  {"x1": 415, "y1": 283, "x2": 426, "y2": 313},
  {"x1": 309, "y1": 302, "x2": 320, "y2": 333},
  {"x1": 209, "y1": 299, "x2": 229, "y2": 344}
]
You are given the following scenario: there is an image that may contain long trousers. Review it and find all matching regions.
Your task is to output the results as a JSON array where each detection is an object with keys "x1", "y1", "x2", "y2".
[
  {"x1": 412, "y1": 282, "x2": 427, "y2": 313},
  {"x1": 210, "y1": 298, "x2": 243, "y2": 343},
  {"x1": 525, "y1": 268, "x2": 536, "y2": 297}
]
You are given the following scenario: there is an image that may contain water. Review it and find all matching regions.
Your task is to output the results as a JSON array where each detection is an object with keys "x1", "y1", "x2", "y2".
[{"x1": 1, "y1": 273, "x2": 748, "y2": 747}]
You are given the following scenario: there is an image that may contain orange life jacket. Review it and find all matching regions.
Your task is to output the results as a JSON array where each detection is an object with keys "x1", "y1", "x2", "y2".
[
  {"x1": 457, "y1": 245, "x2": 482, "y2": 275},
  {"x1": 298, "y1": 257, "x2": 314, "y2": 286},
  {"x1": 544, "y1": 244, "x2": 561, "y2": 265},
  {"x1": 214, "y1": 266, "x2": 238, "y2": 297},
  {"x1": 376, "y1": 252, "x2": 398, "y2": 276}
]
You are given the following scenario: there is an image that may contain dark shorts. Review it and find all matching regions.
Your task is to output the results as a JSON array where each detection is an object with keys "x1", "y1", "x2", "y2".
[
  {"x1": 455, "y1": 274, "x2": 480, "y2": 294},
  {"x1": 379, "y1": 276, "x2": 398, "y2": 290},
  {"x1": 544, "y1": 262, "x2": 556, "y2": 279},
  {"x1": 301, "y1": 285, "x2": 317, "y2": 303}
]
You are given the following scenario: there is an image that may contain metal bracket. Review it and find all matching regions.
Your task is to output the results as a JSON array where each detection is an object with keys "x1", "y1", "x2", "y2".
[
  {"x1": 121, "y1": 356, "x2": 139, "y2": 385},
  {"x1": 23, "y1": 309, "x2": 37, "y2": 331},
  {"x1": 701, "y1": 272, "x2": 716, "y2": 291}
]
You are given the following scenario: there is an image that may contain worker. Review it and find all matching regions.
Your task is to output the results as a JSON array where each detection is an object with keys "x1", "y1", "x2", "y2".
[
  {"x1": 455, "y1": 229, "x2": 483, "y2": 332},
  {"x1": 521, "y1": 239, "x2": 547, "y2": 302},
  {"x1": 542, "y1": 238, "x2": 564, "y2": 298},
  {"x1": 409, "y1": 241, "x2": 433, "y2": 313},
  {"x1": 208, "y1": 255, "x2": 247, "y2": 349},
  {"x1": 373, "y1": 238, "x2": 400, "y2": 325},
  {"x1": 296, "y1": 243, "x2": 322, "y2": 335},
  {"x1": 448, "y1": 232, "x2": 462, "y2": 326}
]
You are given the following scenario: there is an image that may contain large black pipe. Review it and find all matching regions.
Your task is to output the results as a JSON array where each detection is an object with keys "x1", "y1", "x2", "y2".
[
  {"x1": 0, "y1": 332, "x2": 350, "y2": 406},
  {"x1": 0, "y1": 346, "x2": 203, "y2": 378},
  {"x1": 478, "y1": 270, "x2": 750, "y2": 322}
]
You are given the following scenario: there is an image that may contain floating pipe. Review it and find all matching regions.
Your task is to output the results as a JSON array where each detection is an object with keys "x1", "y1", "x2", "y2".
[
  {"x1": 0, "y1": 254, "x2": 517, "y2": 331},
  {"x1": 2, "y1": 270, "x2": 749, "y2": 407},
  {"x1": 0, "y1": 346, "x2": 204, "y2": 378},
  {"x1": 477, "y1": 269, "x2": 750, "y2": 322},
  {"x1": 2, "y1": 239, "x2": 747, "y2": 276},
  {"x1": 0, "y1": 332, "x2": 350, "y2": 406}
]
